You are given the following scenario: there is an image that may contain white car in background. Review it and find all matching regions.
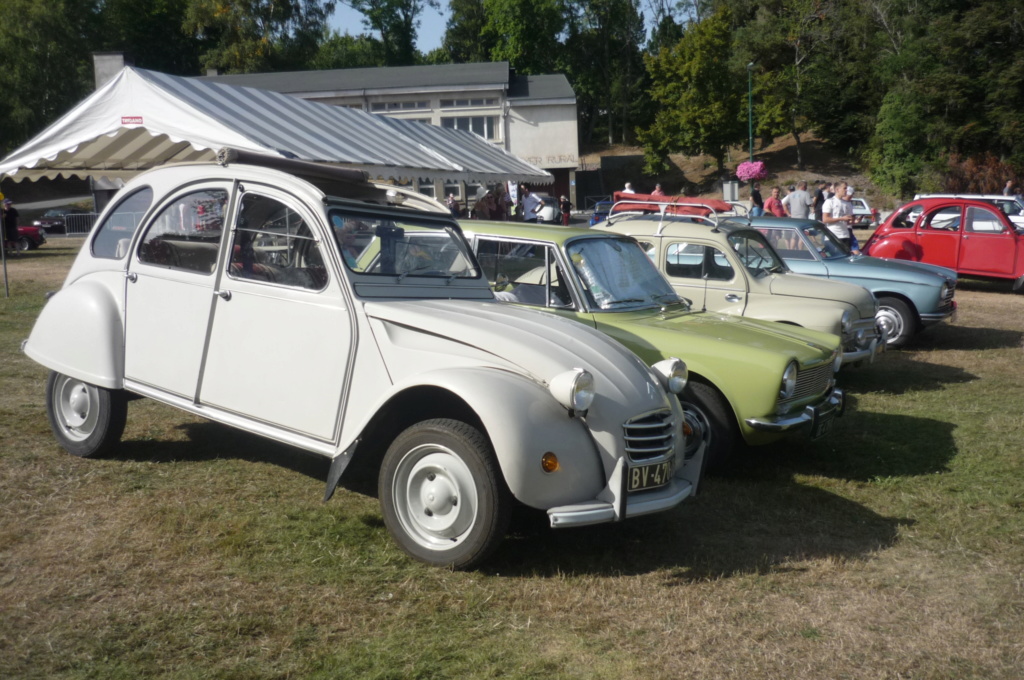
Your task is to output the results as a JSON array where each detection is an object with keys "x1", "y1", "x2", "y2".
[{"x1": 851, "y1": 197, "x2": 880, "y2": 227}]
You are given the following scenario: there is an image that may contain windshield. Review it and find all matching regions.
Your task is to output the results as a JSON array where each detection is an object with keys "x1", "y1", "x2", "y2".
[
  {"x1": 566, "y1": 237, "x2": 684, "y2": 310},
  {"x1": 798, "y1": 221, "x2": 851, "y2": 259},
  {"x1": 727, "y1": 231, "x2": 787, "y2": 277},
  {"x1": 328, "y1": 208, "x2": 479, "y2": 280}
]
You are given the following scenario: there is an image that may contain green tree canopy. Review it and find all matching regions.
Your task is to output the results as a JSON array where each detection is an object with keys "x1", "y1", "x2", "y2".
[{"x1": 345, "y1": 0, "x2": 438, "y2": 66}]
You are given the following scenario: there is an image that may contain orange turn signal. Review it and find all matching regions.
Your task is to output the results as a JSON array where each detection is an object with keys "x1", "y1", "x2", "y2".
[{"x1": 541, "y1": 452, "x2": 560, "y2": 473}]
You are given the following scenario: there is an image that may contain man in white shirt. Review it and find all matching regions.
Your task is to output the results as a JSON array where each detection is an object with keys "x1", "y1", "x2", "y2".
[
  {"x1": 782, "y1": 180, "x2": 814, "y2": 219},
  {"x1": 521, "y1": 185, "x2": 544, "y2": 223},
  {"x1": 822, "y1": 181, "x2": 855, "y2": 246}
]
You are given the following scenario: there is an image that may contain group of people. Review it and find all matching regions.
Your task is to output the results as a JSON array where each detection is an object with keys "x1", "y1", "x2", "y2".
[
  {"x1": 750, "y1": 179, "x2": 862, "y2": 253},
  {"x1": 446, "y1": 184, "x2": 574, "y2": 226}
]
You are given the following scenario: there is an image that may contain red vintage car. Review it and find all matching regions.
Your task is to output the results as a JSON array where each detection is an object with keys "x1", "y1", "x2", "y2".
[
  {"x1": 863, "y1": 197, "x2": 1024, "y2": 290},
  {"x1": 5, "y1": 225, "x2": 47, "y2": 252}
]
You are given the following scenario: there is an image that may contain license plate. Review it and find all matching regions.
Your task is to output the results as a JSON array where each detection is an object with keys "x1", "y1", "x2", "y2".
[
  {"x1": 811, "y1": 409, "x2": 835, "y2": 440},
  {"x1": 628, "y1": 459, "x2": 673, "y2": 492}
]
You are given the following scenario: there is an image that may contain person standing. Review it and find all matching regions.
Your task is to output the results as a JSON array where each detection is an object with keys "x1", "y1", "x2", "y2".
[
  {"x1": 822, "y1": 181, "x2": 855, "y2": 247},
  {"x1": 763, "y1": 186, "x2": 786, "y2": 217},
  {"x1": 446, "y1": 193, "x2": 460, "y2": 219},
  {"x1": 623, "y1": 182, "x2": 636, "y2": 194},
  {"x1": 3, "y1": 198, "x2": 20, "y2": 253},
  {"x1": 651, "y1": 183, "x2": 666, "y2": 197},
  {"x1": 1005, "y1": 179, "x2": 1015, "y2": 196},
  {"x1": 813, "y1": 180, "x2": 827, "y2": 221},
  {"x1": 782, "y1": 180, "x2": 814, "y2": 219},
  {"x1": 559, "y1": 195, "x2": 573, "y2": 226},
  {"x1": 521, "y1": 185, "x2": 543, "y2": 223},
  {"x1": 750, "y1": 182, "x2": 764, "y2": 217}
]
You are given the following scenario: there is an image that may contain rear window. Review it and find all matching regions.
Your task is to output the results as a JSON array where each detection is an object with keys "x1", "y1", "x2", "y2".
[{"x1": 91, "y1": 188, "x2": 154, "y2": 259}]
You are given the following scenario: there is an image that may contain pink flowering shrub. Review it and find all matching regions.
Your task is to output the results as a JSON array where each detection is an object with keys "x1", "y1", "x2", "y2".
[{"x1": 736, "y1": 161, "x2": 768, "y2": 182}]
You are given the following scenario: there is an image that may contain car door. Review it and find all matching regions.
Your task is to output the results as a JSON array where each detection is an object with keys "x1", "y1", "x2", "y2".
[
  {"x1": 958, "y1": 205, "x2": 1017, "y2": 276},
  {"x1": 198, "y1": 187, "x2": 352, "y2": 442},
  {"x1": 662, "y1": 240, "x2": 747, "y2": 315},
  {"x1": 124, "y1": 185, "x2": 230, "y2": 399},
  {"x1": 915, "y1": 205, "x2": 962, "y2": 270}
]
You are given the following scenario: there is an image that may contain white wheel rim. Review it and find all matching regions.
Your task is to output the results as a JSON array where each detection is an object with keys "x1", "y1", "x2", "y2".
[
  {"x1": 876, "y1": 307, "x2": 904, "y2": 345},
  {"x1": 391, "y1": 445, "x2": 479, "y2": 552},
  {"x1": 53, "y1": 376, "x2": 99, "y2": 442}
]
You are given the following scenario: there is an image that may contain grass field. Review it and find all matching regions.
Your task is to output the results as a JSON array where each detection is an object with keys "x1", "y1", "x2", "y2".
[{"x1": 1, "y1": 240, "x2": 1022, "y2": 679}]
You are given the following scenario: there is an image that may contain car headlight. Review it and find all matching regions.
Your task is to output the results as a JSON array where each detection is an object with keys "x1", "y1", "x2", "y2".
[
  {"x1": 779, "y1": 362, "x2": 798, "y2": 400},
  {"x1": 32, "y1": 220, "x2": 42, "y2": 226},
  {"x1": 841, "y1": 309, "x2": 853, "y2": 334},
  {"x1": 652, "y1": 358, "x2": 688, "y2": 394},
  {"x1": 549, "y1": 368, "x2": 595, "y2": 416},
  {"x1": 940, "y1": 282, "x2": 948, "y2": 299}
]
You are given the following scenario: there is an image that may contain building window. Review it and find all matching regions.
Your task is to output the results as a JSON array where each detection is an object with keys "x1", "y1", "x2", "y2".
[
  {"x1": 440, "y1": 98, "x2": 498, "y2": 108},
  {"x1": 370, "y1": 101, "x2": 429, "y2": 112},
  {"x1": 417, "y1": 179, "x2": 436, "y2": 198},
  {"x1": 441, "y1": 116, "x2": 497, "y2": 140}
]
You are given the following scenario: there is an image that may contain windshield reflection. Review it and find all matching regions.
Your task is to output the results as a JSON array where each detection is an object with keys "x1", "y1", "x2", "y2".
[
  {"x1": 727, "y1": 232, "x2": 787, "y2": 277},
  {"x1": 798, "y1": 222, "x2": 851, "y2": 259},
  {"x1": 567, "y1": 237, "x2": 685, "y2": 310}
]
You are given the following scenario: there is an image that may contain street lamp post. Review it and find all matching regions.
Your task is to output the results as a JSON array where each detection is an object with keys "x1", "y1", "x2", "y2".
[{"x1": 747, "y1": 62, "x2": 755, "y2": 163}]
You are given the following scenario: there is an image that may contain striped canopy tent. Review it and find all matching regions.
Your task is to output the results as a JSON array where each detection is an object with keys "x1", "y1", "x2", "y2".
[{"x1": 0, "y1": 67, "x2": 552, "y2": 186}]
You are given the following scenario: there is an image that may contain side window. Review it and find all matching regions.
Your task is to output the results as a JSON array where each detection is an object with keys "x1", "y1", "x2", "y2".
[
  {"x1": 91, "y1": 187, "x2": 154, "y2": 259},
  {"x1": 664, "y1": 243, "x2": 734, "y2": 280},
  {"x1": 759, "y1": 227, "x2": 804, "y2": 256},
  {"x1": 137, "y1": 189, "x2": 227, "y2": 274},
  {"x1": 923, "y1": 207, "x2": 961, "y2": 231},
  {"x1": 965, "y1": 206, "x2": 1004, "y2": 233},
  {"x1": 228, "y1": 193, "x2": 327, "y2": 291},
  {"x1": 476, "y1": 238, "x2": 571, "y2": 308},
  {"x1": 636, "y1": 240, "x2": 656, "y2": 261}
]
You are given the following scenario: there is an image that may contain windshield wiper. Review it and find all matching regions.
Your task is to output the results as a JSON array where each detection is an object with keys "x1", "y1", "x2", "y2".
[{"x1": 602, "y1": 298, "x2": 646, "y2": 307}]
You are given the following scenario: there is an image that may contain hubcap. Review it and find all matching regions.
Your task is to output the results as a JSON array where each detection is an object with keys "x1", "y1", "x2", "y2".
[
  {"x1": 54, "y1": 376, "x2": 99, "y2": 441},
  {"x1": 392, "y1": 446, "x2": 478, "y2": 551},
  {"x1": 876, "y1": 307, "x2": 904, "y2": 345}
]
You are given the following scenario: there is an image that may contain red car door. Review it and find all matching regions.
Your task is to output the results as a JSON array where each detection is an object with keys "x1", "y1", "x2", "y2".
[
  {"x1": 915, "y1": 204, "x2": 962, "y2": 270},
  {"x1": 958, "y1": 205, "x2": 1018, "y2": 277}
]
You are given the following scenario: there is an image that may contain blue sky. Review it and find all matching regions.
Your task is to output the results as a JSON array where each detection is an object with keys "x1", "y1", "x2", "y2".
[{"x1": 329, "y1": 5, "x2": 450, "y2": 54}]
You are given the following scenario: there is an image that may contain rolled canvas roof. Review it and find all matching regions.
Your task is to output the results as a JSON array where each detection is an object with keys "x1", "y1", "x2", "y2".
[{"x1": 0, "y1": 67, "x2": 552, "y2": 185}]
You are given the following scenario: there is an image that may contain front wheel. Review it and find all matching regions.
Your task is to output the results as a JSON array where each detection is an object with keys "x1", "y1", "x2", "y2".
[
  {"x1": 680, "y1": 381, "x2": 739, "y2": 473},
  {"x1": 45, "y1": 371, "x2": 128, "y2": 458},
  {"x1": 379, "y1": 419, "x2": 511, "y2": 569},
  {"x1": 16, "y1": 237, "x2": 31, "y2": 251},
  {"x1": 876, "y1": 296, "x2": 915, "y2": 348}
]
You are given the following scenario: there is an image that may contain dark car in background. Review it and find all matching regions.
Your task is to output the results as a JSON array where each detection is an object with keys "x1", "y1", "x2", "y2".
[
  {"x1": 33, "y1": 209, "x2": 71, "y2": 234},
  {"x1": 589, "y1": 200, "x2": 612, "y2": 226}
]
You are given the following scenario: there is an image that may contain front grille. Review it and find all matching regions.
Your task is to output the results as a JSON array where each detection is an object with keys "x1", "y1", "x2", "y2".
[
  {"x1": 622, "y1": 409, "x2": 676, "y2": 462},
  {"x1": 779, "y1": 361, "x2": 834, "y2": 411}
]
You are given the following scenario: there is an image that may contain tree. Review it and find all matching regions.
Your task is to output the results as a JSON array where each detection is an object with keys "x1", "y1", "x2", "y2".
[
  {"x1": 96, "y1": 0, "x2": 204, "y2": 75},
  {"x1": 483, "y1": 0, "x2": 565, "y2": 74},
  {"x1": 183, "y1": 0, "x2": 337, "y2": 73},
  {"x1": 0, "y1": 0, "x2": 96, "y2": 155},
  {"x1": 345, "y1": 0, "x2": 438, "y2": 66},
  {"x1": 441, "y1": 0, "x2": 495, "y2": 63},
  {"x1": 309, "y1": 30, "x2": 385, "y2": 68},
  {"x1": 638, "y1": 8, "x2": 743, "y2": 174}
]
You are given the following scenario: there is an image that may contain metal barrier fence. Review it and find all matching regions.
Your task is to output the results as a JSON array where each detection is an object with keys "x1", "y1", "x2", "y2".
[{"x1": 44, "y1": 213, "x2": 98, "y2": 237}]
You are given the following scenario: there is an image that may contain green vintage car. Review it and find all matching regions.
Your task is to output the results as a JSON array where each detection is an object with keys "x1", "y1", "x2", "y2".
[{"x1": 460, "y1": 220, "x2": 845, "y2": 470}]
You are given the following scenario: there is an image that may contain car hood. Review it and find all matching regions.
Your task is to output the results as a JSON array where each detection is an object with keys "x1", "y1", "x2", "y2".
[
  {"x1": 363, "y1": 298, "x2": 667, "y2": 410},
  {"x1": 603, "y1": 307, "x2": 839, "y2": 363},
  {"x1": 769, "y1": 272, "x2": 876, "y2": 316},
  {"x1": 837, "y1": 255, "x2": 957, "y2": 283}
]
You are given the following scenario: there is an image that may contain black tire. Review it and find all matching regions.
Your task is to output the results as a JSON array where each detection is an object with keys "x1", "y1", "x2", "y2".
[
  {"x1": 16, "y1": 237, "x2": 31, "y2": 252},
  {"x1": 680, "y1": 380, "x2": 740, "y2": 473},
  {"x1": 45, "y1": 371, "x2": 128, "y2": 458},
  {"x1": 379, "y1": 419, "x2": 511, "y2": 569},
  {"x1": 876, "y1": 296, "x2": 915, "y2": 348}
]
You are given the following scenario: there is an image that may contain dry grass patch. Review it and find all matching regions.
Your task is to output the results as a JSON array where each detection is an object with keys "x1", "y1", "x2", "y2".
[{"x1": 1, "y1": 243, "x2": 1023, "y2": 679}]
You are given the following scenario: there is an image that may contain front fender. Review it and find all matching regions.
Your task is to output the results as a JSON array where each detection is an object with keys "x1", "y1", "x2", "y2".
[
  {"x1": 390, "y1": 367, "x2": 607, "y2": 510},
  {"x1": 23, "y1": 280, "x2": 124, "y2": 389}
]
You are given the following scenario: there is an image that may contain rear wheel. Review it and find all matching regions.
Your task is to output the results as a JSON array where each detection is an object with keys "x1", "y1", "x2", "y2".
[
  {"x1": 876, "y1": 296, "x2": 915, "y2": 348},
  {"x1": 379, "y1": 419, "x2": 511, "y2": 569},
  {"x1": 680, "y1": 381, "x2": 740, "y2": 473},
  {"x1": 45, "y1": 371, "x2": 128, "y2": 458}
]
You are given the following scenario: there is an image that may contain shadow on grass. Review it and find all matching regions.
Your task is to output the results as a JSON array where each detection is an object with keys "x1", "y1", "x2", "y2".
[
  {"x1": 115, "y1": 420, "x2": 332, "y2": 483},
  {"x1": 837, "y1": 354, "x2": 978, "y2": 394},
  {"x1": 485, "y1": 478, "x2": 907, "y2": 580},
  {"x1": 909, "y1": 322, "x2": 1024, "y2": 351}
]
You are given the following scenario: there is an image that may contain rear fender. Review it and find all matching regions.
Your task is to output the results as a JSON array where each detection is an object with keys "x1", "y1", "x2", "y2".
[{"x1": 23, "y1": 281, "x2": 124, "y2": 389}]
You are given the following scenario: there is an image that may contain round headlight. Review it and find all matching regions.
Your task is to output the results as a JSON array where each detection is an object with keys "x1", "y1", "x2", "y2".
[
  {"x1": 840, "y1": 309, "x2": 853, "y2": 334},
  {"x1": 939, "y1": 282, "x2": 948, "y2": 299},
  {"x1": 549, "y1": 368, "x2": 596, "y2": 415},
  {"x1": 779, "y1": 362, "x2": 798, "y2": 400},
  {"x1": 652, "y1": 357, "x2": 688, "y2": 394}
]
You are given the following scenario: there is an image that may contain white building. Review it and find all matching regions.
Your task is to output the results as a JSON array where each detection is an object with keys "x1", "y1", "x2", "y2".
[{"x1": 199, "y1": 62, "x2": 580, "y2": 208}]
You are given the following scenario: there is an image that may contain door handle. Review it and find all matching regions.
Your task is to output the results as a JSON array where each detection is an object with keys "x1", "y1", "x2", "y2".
[
  {"x1": 126, "y1": 272, "x2": 137, "y2": 283},
  {"x1": 725, "y1": 294, "x2": 742, "y2": 302},
  {"x1": 215, "y1": 290, "x2": 232, "y2": 301}
]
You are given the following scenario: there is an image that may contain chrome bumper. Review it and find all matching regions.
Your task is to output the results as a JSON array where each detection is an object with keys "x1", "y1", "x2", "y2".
[{"x1": 745, "y1": 388, "x2": 845, "y2": 435}]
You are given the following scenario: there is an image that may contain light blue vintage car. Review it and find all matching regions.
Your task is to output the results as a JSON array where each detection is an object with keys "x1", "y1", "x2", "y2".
[{"x1": 731, "y1": 216, "x2": 958, "y2": 348}]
